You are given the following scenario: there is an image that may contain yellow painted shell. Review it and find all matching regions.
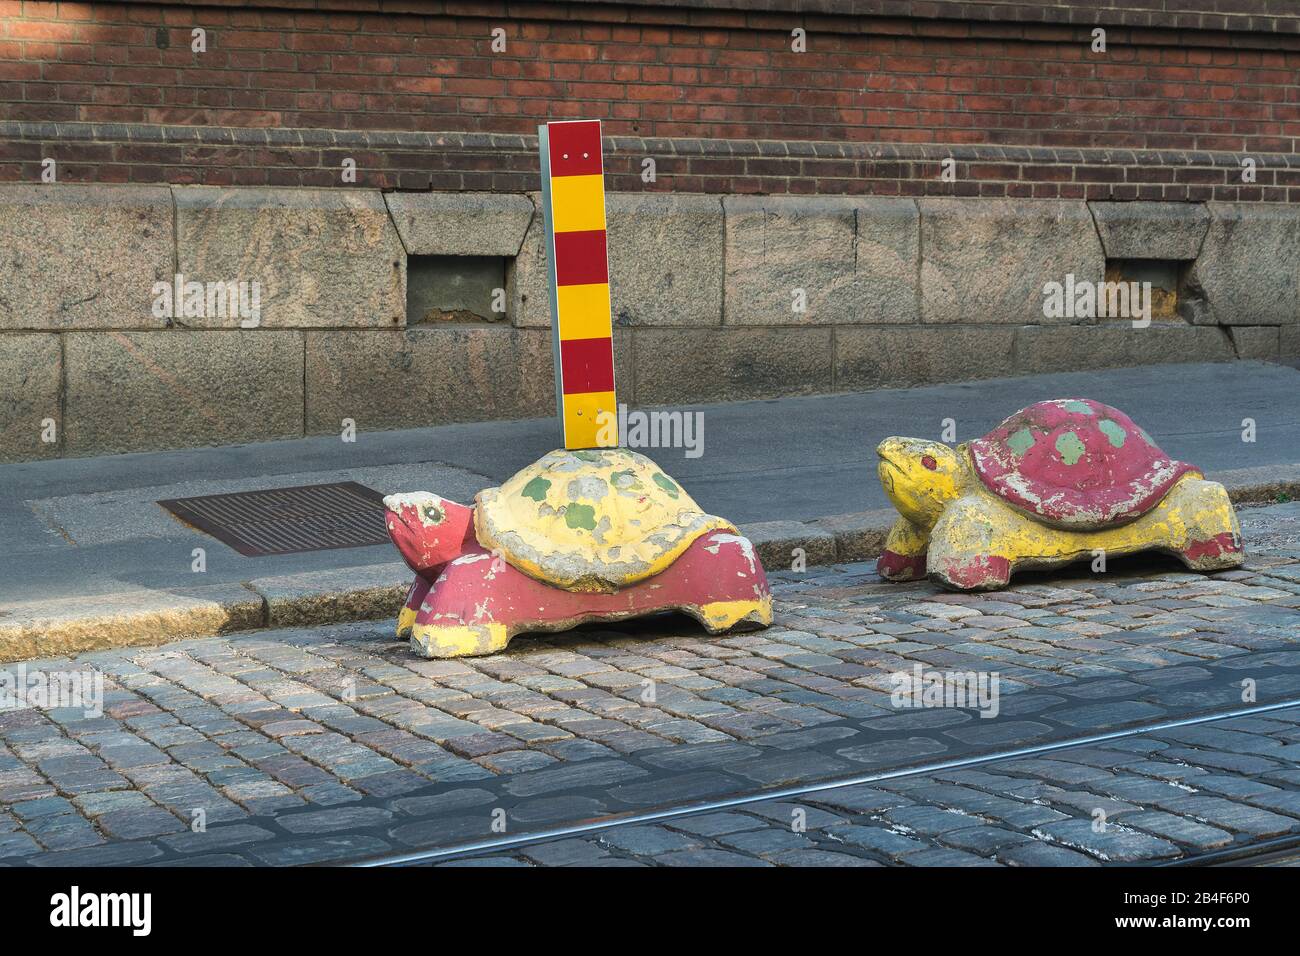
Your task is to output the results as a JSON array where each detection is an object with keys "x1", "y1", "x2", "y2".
[{"x1": 474, "y1": 448, "x2": 735, "y2": 592}]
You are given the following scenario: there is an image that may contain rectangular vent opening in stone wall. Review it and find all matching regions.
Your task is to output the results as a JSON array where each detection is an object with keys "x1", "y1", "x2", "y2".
[
  {"x1": 1103, "y1": 259, "x2": 1190, "y2": 324},
  {"x1": 406, "y1": 254, "x2": 509, "y2": 326}
]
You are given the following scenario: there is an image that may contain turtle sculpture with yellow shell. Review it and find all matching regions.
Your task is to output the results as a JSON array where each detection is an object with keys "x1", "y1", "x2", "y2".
[
  {"x1": 381, "y1": 119, "x2": 771, "y2": 659},
  {"x1": 875, "y1": 398, "x2": 1245, "y2": 591},
  {"x1": 385, "y1": 449, "x2": 771, "y2": 658}
]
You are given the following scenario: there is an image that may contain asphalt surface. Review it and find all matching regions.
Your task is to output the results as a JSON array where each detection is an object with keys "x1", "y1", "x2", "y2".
[{"x1": 1, "y1": 361, "x2": 1298, "y2": 608}]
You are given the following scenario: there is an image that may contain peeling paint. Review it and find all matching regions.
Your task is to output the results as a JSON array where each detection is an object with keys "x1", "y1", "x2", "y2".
[
  {"x1": 475, "y1": 447, "x2": 734, "y2": 592},
  {"x1": 383, "y1": 493, "x2": 475, "y2": 574},
  {"x1": 384, "y1": 448, "x2": 771, "y2": 657},
  {"x1": 521, "y1": 476, "x2": 551, "y2": 501},
  {"x1": 877, "y1": 399, "x2": 1245, "y2": 592},
  {"x1": 406, "y1": 529, "x2": 772, "y2": 658},
  {"x1": 965, "y1": 398, "x2": 1198, "y2": 530}
]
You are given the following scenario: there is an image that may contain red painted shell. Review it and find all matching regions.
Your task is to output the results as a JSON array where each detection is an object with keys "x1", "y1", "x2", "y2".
[{"x1": 965, "y1": 398, "x2": 1198, "y2": 530}]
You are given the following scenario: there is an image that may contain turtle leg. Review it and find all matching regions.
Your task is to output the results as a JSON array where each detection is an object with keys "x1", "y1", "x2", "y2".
[
  {"x1": 932, "y1": 554, "x2": 1013, "y2": 591},
  {"x1": 676, "y1": 532, "x2": 772, "y2": 633},
  {"x1": 410, "y1": 620, "x2": 510, "y2": 659},
  {"x1": 877, "y1": 516, "x2": 929, "y2": 582},
  {"x1": 926, "y1": 494, "x2": 1016, "y2": 591},
  {"x1": 1165, "y1": 478, "x2": 1246, "y2": 571},
  {"x1": 396, "y1": 574, "x2": 433, "y2": 641},
  {"x1": 409, "y1": 552, "x2": 513, "y2": 659},
  {"x1": 696, "y1": 597, "x2": 773, "y2": 633}
]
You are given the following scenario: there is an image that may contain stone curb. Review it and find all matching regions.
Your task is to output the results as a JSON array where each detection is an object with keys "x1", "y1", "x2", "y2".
[
  {"x1": 247, "y1": 562, "x2": 413, "y2": 631},
  {"x1": 2, "y1": 464, "x2": 1297, "y2": 663}
]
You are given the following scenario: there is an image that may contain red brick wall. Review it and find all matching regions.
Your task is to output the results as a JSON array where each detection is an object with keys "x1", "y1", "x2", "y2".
[{"x1": 3, "y1": 0, "x2": 1300, "y2": 196}]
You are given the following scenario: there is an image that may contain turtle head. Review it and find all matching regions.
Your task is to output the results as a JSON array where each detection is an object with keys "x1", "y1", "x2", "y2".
[
  {"x1": 383, "y1": 493, "x2": 476, "y2": 575},
  {"x1": 876, "y1": 437, "x2": 965, "y2": 528}
]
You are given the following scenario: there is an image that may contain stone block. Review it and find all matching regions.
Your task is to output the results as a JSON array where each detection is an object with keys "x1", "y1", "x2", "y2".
[
  {"x1": 1282, "y1": 325, "x2": 1300, "y2": 357},
  {"x1": 64, "y1": 331, "x2": 304, "y2": 455},
  {"x1": 835, "y1": 326, "x2": 1017, "y2": 390},
  {"x1": 723, "y1": 195, "x2": 857, "y2": 325},
  {"x1": 1228, "y1": 326, "x2": 1280, "y2": 360},
  {"x1": 1090, "y1": 201, "x2": 1209, "y2": 261},
  {"x1": 508, "y1": 193, "x2": 550, "y2": 328},
  {"x1": 919, "y1": 199, "x2": 1104, "y2": 324},
  {"x1": 0, "y1": 333, "x2": 61, "y2": 462},
  {"x1": 513, "y1": 192, "x2": 725, "y2": 329},
  {"x1": 0, "y1": 184, "x2": 173, "y2": 330},
  {"x1": 384, "y1": 192, "x2": 534, "y2": 257},
  {"x1": 305, "y1": 327, "x2": 631, "y2": 432},
  {"x1": 1014, "y1": 324, "x2": 1233, "y2": 374},
  {"x1": 1192, "y1": 203, "x2": 1300, "y2": 326},
  {"x1": 174, "y1": 186, "x2": 404, "y2": 329},
  {"x1": 854, "y1": 197, "x2": 921, "y2": 324},
  {"x1": 608, "y1": 193, "x2": 724, "y2": 327},
  {"x1": 633, "y1": 327, "x2": 833, "y2": 404}
]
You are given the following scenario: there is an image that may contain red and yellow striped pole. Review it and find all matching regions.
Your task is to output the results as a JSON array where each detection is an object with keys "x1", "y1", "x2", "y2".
[{"x1": 538, "y1": 119, "x2": 618, "y2": 449}]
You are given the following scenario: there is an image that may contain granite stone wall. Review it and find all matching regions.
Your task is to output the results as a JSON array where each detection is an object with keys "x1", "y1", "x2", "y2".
[{"x1": 0, "y1": 183, "x2": 1295, "y2": 462}]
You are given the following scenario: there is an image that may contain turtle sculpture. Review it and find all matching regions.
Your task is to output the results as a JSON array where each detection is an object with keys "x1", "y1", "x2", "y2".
[
  {"x1": 875, "y1": 398, "x2": 1245, "y2": 591},
  {"x1": 383, "y1": 448, "x2": 772, "y2": 658}
]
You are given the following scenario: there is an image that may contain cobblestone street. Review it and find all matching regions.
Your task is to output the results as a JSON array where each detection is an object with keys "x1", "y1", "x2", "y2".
[
  {"x1": 2, "y1": 502, "x2": 1298, "y2": 868},
  {"x1": 446, "y1": 705, "x2": 1300, "y2": 867}
]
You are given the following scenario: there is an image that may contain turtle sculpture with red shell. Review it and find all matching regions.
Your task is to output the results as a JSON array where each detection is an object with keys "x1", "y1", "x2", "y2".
[
  {"x1": 382, "y1": 120, "x2": 772, "y2": 658},
  {"x1": 875, "y1": 398, "x2": 1245, "y2": 591}
]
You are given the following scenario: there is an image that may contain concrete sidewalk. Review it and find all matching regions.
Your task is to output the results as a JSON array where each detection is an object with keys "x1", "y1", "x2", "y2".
[{"x1": 2, "y1": 361, "x2": 1298, "y2": 659}]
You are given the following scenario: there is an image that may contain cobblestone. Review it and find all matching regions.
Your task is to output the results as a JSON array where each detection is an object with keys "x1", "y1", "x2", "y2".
[
  {"x1": 1, "y1": 505, "x2": 1299, "y2": 865},
  {"x1": 443, "y1": 678, "x2": 1300, "y2": 868}
]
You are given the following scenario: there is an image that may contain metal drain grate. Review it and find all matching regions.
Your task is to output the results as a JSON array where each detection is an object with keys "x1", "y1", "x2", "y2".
[{"x1": 158, "y1": 481, "x2": 391, "y2": 556}]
